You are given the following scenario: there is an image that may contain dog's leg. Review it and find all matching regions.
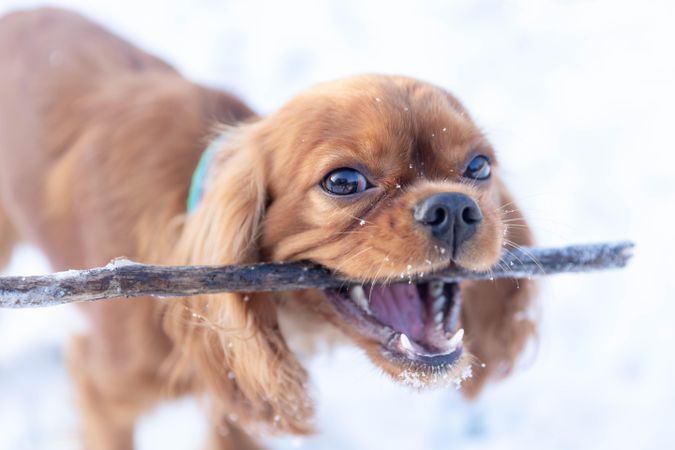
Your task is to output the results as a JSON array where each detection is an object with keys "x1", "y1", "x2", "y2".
[
  {"x1": 0, "y1": 196, "x2": 17, "y2": 270},
  {"x1": 70, "y1": 298, "x2": 175, "y2": 450},
  {"x1": 70, "y1": 336, "x2": 137, "y2": 450},
  {"x1": 208, "y1": 419, "x2": 262, "y2": 450}
]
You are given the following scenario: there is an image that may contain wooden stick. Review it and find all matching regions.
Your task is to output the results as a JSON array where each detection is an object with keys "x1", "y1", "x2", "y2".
[{"x1": 0, "y1": 241, "x2": 634, "y2": 308}]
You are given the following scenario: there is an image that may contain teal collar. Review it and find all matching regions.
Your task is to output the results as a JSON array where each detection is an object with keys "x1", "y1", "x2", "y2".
[{"x1": 187, "y1": 132, "x2": 228, "y2": 213}]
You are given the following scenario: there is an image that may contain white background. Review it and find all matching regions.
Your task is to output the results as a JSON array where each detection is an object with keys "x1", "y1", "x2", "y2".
[{"x1": 0, "y1": 1, "x2": 673, "y2": 449}]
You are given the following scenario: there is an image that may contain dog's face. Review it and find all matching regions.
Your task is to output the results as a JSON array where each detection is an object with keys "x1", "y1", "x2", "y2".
[
  {"x1": 258, "y1": 75, "x2": 535, "y2": 388},
  {"x1": 173, "y1": 75, "x2": 536, "y2": 430}
]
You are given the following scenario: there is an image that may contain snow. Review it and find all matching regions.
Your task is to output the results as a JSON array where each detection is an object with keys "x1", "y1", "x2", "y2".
[
  {"x1": 1, "y1": 0, "x2": 674, "y2": 449},
  {"x1": 104, "y1": 257, "x2": 140, "y2": 269}
]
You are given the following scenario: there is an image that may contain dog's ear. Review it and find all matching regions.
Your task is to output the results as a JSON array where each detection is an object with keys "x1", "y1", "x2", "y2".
[
  {"x1": 460, "y1": 176, "x2": 538, "y2": 398},
  {"x1": 165, "y1": 127, "x2": 313, "y2": 433}
]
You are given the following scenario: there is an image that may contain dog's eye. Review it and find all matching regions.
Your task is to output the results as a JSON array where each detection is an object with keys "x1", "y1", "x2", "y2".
[
  {"x1": 464, "y1": 155, "x2": 491, "y2": 180},
  {"x1": 321, "y1": 168, "x2": 369, "y2": 195}
]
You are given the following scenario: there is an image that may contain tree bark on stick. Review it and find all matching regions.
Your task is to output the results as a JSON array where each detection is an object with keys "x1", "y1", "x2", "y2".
[{"x1": 0, "y1": 241, "x2": 634, "y2": 308}]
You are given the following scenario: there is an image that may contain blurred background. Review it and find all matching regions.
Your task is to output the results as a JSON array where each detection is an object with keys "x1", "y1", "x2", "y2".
[{"x1": 0, "y1": 0, "x2": 673, "y2": 449}]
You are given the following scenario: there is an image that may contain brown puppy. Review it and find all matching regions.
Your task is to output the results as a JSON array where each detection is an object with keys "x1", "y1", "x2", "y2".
[{"x1": 0, "y1": 8, "x2": 537, "y2": 450}]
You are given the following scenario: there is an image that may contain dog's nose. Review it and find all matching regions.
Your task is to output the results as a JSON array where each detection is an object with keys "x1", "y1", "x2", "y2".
[{"x1": 413, "y1": 193, "x2": 483, "y2": 254}]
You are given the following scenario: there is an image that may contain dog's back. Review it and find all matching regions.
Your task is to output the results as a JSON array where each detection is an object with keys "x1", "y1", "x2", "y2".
[
  {"x1": 0, "y1": 8, "x2": 172, "y2": 268},
  {"x1": 0, "y1": 7, "x2": 253, "y2": 270}
]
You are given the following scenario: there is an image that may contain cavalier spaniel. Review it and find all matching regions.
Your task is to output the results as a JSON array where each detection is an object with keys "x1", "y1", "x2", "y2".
[{"x1": 0, "y1": 8, "x2": 536, "y2": 450}]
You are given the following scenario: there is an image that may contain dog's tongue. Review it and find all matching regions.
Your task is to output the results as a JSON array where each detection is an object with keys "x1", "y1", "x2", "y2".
[{"x1": 368, "y1": 284, "x2": 426, "y2": 341}]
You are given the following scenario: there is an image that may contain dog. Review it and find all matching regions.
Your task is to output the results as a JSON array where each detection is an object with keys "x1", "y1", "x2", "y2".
[{"x1": 0, "y1": 8, "x2": 537, "y2": 450}]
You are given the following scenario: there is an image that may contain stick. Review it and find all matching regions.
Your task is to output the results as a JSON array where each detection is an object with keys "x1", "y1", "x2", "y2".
[{"x1": 0, "y1": 241, "x2": 634, "y2": 308}]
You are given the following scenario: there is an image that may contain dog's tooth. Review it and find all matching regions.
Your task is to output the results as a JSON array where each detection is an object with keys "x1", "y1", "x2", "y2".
[
  {"x1": 433, "y1": 295, "x2": 446, "y2": 313},
  {"x1": 349, "y1": 285, "x2": 370, "y2": 313},
  {"x1": 429, "y1": 281, "x2": 444, "y2": 297},
  {"x1": 435, "y1": 312, "x2": 445, "y2": 331},
  {"x1": 448, "y1": 328, "x2": 464, "y2": 349},
  {"x1": 399, "y1": 333, "x2": 415, "y2": 352},
  {"x1": 350, "y1": 285, "x2": 365, "y2": 299}
]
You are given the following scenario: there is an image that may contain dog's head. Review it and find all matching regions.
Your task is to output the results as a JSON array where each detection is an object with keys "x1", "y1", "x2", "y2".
[{"x1": 169, "y1": 75, "x2": 536, "y2": 432}]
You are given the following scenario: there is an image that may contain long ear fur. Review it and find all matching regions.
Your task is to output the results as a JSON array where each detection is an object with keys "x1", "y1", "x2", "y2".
[
  {"x1": 163, "y1": 127, "x2": 313, "y2": 434},
  {"x1": 460, "y1": 176, "x2": 538, "y2": 397}
]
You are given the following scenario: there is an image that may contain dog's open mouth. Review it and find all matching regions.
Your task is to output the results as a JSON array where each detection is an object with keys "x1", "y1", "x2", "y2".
[{"x1": 325, "y1": 280, "x2": 463, "y2": 368}]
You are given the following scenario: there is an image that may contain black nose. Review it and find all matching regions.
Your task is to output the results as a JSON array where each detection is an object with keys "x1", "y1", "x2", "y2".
[{"x1": 413, "y1": 193, "x2": 483, "y2": 254}]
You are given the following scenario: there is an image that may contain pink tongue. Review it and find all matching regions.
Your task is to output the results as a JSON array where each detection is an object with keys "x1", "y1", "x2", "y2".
[{"x1": 368, "y1": 284, "x2": 426, "y2": 341}]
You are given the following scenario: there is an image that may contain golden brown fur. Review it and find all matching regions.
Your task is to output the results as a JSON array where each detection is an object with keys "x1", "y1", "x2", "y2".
[{"x1": 0, "y1": 7, "x2": 537, "y2": 449}]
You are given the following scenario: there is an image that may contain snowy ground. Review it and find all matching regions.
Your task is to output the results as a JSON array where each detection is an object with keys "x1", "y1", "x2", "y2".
[{"x1": 1, "y1": 0, "x2": 674, "y2": 449}]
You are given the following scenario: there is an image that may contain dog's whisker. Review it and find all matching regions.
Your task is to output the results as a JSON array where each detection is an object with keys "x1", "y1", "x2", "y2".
[
  {"x1": 494, "y1": 259, "x2": 511, "y2": 277},
  {"x1": 503, "y1": 239, "x2": 546, "y2": 275},
  {"x1": 496, "y1": 199, "x2": 520, "y2": 211},
  {"x1": 501, "y1": 246, "x2": 526, "y2": 268},
  {"x1": 500, "y1": 219, "x2": 529, "y2": 225},
  {"x1": 367, "y1": 251, "x2": 396, "y2": 287},
  {"x1": 342, "y1": 211, "x2": 375, "y2": 226},
  {"x1": 331, "y1": 246, "x2": 375, "y2": 276},
  {"x1": 332, "y1": 230, "x2": 371, "y2": 237}
]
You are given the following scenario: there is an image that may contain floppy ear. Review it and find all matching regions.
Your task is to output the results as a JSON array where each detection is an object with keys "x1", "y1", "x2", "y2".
[
  {"x1": 460, "y1": 176, "x2": 538, "y2": 398},
  {"x1": 164, "y1": 128, "x2": 313, "y2": 434}
]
